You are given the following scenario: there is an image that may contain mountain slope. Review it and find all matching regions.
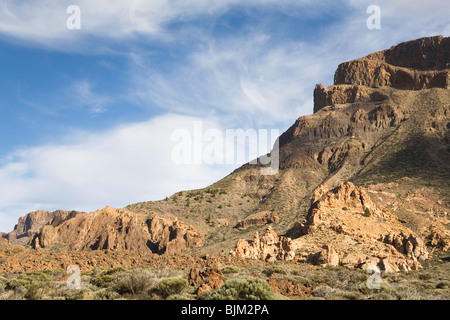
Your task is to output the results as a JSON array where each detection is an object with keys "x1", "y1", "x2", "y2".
[{"x1": 3, "y1": 36, "x2": 450, "y2": 272}]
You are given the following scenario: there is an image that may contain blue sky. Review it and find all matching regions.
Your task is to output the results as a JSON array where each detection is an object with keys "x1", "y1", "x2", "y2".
[{"x1": 0, "y1": 0, "x2": 449, "y2": 232}]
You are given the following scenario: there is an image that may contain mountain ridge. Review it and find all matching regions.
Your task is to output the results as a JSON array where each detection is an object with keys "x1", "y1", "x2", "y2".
[{"x1": 2, "y1": 35, "x2": 449, "y2": 273}]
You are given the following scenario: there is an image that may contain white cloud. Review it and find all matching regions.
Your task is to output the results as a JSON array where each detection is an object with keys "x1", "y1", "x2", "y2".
[
  {"x1": 0, "y1": 0, "x2": 447, "y2": 51},
  {"x1": 0, "y1": 114, "x2": 238, "y2": 232},
  {"x1": 71, "y1": 80, "x2": 111, "y2": 113},
  {"x1": 0, "y1": 0, "x2": 313, "y2": 49},
  {"x1": 130, "y1": 35, "x2": 327, "y2": 129}
]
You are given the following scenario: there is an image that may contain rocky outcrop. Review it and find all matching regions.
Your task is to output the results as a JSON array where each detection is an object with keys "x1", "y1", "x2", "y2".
[
  {"x1": 188, "y1": 267, "x2": 224, "y2": 295},
  {"x1": 31, "y1": 206, "x2": 204, "y2": 255},
  {"x1": 234, "y1": 211, "x2": 279, "y2": 229},
  {"x1": 313, "y1": 84, "x2": 388, "y2": 113},
  {"x1": 231, "y1": 226, "x2": 295, "y2": 262},
  {"x1": 293, "y1": 182, "x2": 431, "y2": 272},
  {"x1": 268, "y1": 278, "x2": 310, "y2": 297},
  {"x1": 146, "y1": 214, "x2": 205, "y2": 255},
  {"x1": 317, "y1": 140, "x2": 366, "y2": 173},
  {"x1": 302, "y1": 182, "x2": 381, "y2": 233},
  {"x1": 308, "y1": 243, "x2": 341, "y2": 267},
  {"x1": 367, "y1": 35, "x2": 450, "y2": 70},
  {"x1": 334, "y1": 35, "x2": 450, "y2": 90},
  {"x1": 7, "y1": 210, "x2": 82, "y2": 245},
  {"x1": 426, "y1": 227, "x2": 450, "y2": 251},
  {"x1": 382, "y1": 232, "x2": 429, "y2": 261},
  {"x1": 314, "y1": 36, "x2": 450, "y2": 113},
  {"x1": 334, "y1": 59, "x2": 449, "y2": 91}
]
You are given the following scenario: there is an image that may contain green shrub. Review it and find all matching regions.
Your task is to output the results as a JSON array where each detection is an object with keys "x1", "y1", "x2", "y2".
[
  {"x1": 221, "y1": 266, "x2": 241, "y2": 274},
  {"x1": 94, "y1": 288, "x2": 121, "y2": 300},
  {"x1": 157, "y1": 277, "x2": 188, "y2": 297},
  {"x1": 91, "y1": 267, "x2": 125, "y2": 288},
  {"x1": 31, "y1": 271, "x2": 53, "y2": 282},
  {"x1": 370, "y1": 292, "x2": 397, "y2": 300},
  {"x1": 418, "y1": 273, "x2": 432, "y2": 281},
  {"x1": 166, "y1": 293, "x2": 195, "y2": 300},
  {"x1": 25, "y1": 285, "x2": 44, "y2": 300},
  {"x1": 211, "y1": 276, "x2": 277, "y2": 300},
  {"x1": 363, "y1": 207, "x2": 371, "y2": 217},
  {"x1": 263, "y1": 266, "x2": 286, "y2": 276},
  {"x1": 63, "y1": 288, "x2": 87, "y2": 300},
  {"x1": 91, "y1": 274, "x2": 114, "y2": 288},
  {"x1": 6, "y1": 278, "x2": 29, "y2": 290},
  {"x1": 113, "y1": 270, "x2": 154, "y2": 295}
]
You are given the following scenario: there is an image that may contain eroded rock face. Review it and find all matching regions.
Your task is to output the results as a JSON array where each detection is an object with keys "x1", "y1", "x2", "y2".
[
  {"x1": 294, "y1": 182, "x2": 430, "y2": 272},
  {"x1": 303, "y1": 182, "x2": 380, "y2": 233},
  {"x1": 426, "y1": 227, "x2": 450, "y2": 251},
  {"x1": 147, "y1": 214, "x2": 205, "y2": 255},
  {"x1": 314, "y1": 36, "x2": 450, "y2": 113},
  {"x1": 382, "y1": 232, "x2": 429, "y2": 261},
  {"x1": 231, "y1": 226, "x2": 295, "y2": 262},
  {"x1": 317, "y1": 140, "x2": 366, "y2": 173},
  {"x1": 368, "y1": 35, "x2": 450, "y2": 70},
  {"x1": 234, "y1": 211, "x2": 279, "y2": 229},
  {"x1": 31, "y1": 206, "x2": 204, "y2": 255},
  {"x1": 334, "y1": 59, "x2": 449, "y2": 91},
  {"x1": 313, "y1": 84, "x2": 388, "y2": 113},
  {"x1": 188, "y1": 267, "x2": 224, "y2": 295},
  {"x1": 334, "y1": 35, "x2": 450, "y2": 90},
  {"x1": 7, "y1": 210, "x2": 83, "y2": 245},
  {"x1": 308, "y1": 243, "x2": 341, "y2": 267}
]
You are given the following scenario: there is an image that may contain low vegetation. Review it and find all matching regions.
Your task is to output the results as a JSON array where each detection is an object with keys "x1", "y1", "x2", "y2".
[{"x1": 1, "y1": 253, "x2": 448, "y2": 300}]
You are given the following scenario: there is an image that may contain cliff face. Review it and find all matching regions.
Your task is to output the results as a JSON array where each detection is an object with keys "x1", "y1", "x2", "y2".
[
  {"x1": 229, "y1": 36, "x2": 450, "y2": 271},
  {"x1": 314, "y1": 36, "x2": 450, "y2": 113},
  {"x1": 6, "y1": 210, "x2": 83, "y2": 245},
  {"x1": 30, "y1": 206, "x2": 204, "y2": 255}
]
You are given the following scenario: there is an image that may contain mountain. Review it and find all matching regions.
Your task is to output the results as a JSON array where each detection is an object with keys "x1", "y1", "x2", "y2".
[
  {"x1": 5, "y1": 210, "x2": 84, "y2": 245},
  {"x1": 2, "y1": 36, "x2": 449, "y2": 273}
]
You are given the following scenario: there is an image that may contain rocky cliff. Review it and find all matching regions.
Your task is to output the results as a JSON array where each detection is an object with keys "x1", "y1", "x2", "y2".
[
  {"x1": 6, "y1": 210, "x2": 83, "y2": 245},
  {"x1": 228, "y1": 36, "x2": 450, "y2": 271},
  {"x1": 29, "y1": 206, "x2": 204, "y2": 255},
  {"x1": 314, "y1": 36, "x2": 450, "y2": 113}
]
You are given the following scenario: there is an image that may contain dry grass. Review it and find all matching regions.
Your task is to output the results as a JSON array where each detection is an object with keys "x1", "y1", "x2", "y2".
[{"x1": 1, "y1": 252, "x2": 448, "y2": 300}]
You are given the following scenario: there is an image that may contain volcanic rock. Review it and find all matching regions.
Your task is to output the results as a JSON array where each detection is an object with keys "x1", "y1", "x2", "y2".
[
  {"x1": 30, "y1": 206, "x2": 204, "y2": 255},
  {"x1": 188, "y1": 267, "x2": 224, "y2": 295},
  {"x1": 6, "y1": 210, "x2": 83, "y2": 245},
  {"x1": 230, "y1": 226, "x2": 295, "y2": 262},
  {"x1": 234, "y1": 211, "x2": 279, "y2": 229},
  {"x1": 294, "y1": 182, "x2": 431, "y2": 272},
  {"x1": 334, "y1": 36, "x2": 450, "y2": 89}
]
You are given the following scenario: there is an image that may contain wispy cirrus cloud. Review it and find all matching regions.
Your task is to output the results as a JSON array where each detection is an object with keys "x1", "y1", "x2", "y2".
[
  {"x1": 0, "y1": 0, "x2": 314, "y2": 49},
  {"x1": 129, "y1": 33, "x2": 327, "y2": 130},
  {"x1": 70, "y1": 80, "x2": 111, "y2": 114}
]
